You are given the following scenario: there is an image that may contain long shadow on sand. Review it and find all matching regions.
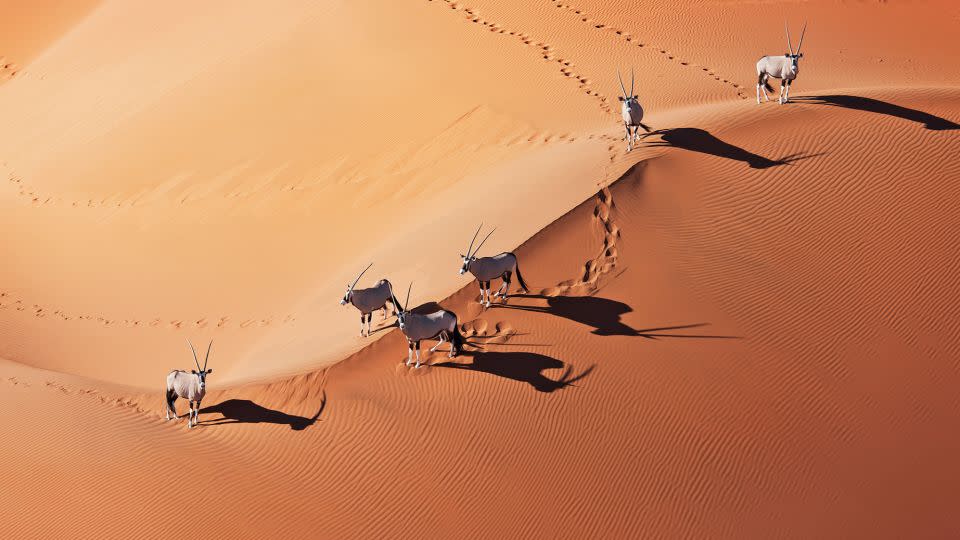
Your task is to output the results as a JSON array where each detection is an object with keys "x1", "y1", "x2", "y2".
[
  {"x1": 200, "y1": 392, "x2": 326, "y2": 431},
  {"x1": 791, "y1": 95, "x2": 960, "y2": 130},
  {"x1": 494, "y1": 295, "x2": 740, "y2": 339},
  {"x1": 434, "y1": 351, "x2": 594, "y2": 393},
  {"x1": 641, "y1": 127, "x2": 823, "y2": 169}
]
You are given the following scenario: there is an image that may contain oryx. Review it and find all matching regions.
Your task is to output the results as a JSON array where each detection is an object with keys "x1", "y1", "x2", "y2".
[
  {"x1": 392, "y1": 283, "x2": 466, "y2": 369},
  {"x1": 458, "y1": 224, "x2": 529, "y2": 308},
  {"x1": 756, "y1": 22, "x2": 807, "y2": 104},
  {"x1": 165, "y1": 340, "x2": 213, "y2": 428},
  {"x1": 340, "y1": 263, "x2": 398, "y2": 337},
  {"x1": 617, "y1": 68, "x2": 651, "y2": 151}
]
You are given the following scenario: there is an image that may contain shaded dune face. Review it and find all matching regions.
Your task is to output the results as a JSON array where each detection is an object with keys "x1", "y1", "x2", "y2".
[{"x1": 2, "y1": 0, "x2": 960, "y2": 538}]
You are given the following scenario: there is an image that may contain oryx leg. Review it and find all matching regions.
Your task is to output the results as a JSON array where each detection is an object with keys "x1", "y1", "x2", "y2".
[
  {"x1": 483, "y1": 281, "x2": 492, "y2": 308},
  {"x1": 779, "y1": 81, "x2": 786, "y2": 104},
  {"x1": 382, "y1": 306, "x2": 387, "y2": 320},
  {"x1": 414, "y1": 341, "x2": 422, "y2": 369},
  {"x1": 165, "y1": 390, "x2": 176, "y2": 420},
  {"x1": 494, "y1": 272, "x2": 510, "y2": 301},
  {"x1": 194, "y1": 399, "x2": 202, "y2": 426},
  {"x1": 367, "y1": 313, "x2": 373, "y2": 336},
  {"x1": 493, "y1": 273, "x2": 507, "y2": 297},
  {"x1": 360, "y1": 315, "x2": 366, "y2": 337},
  {"x1": 784, "y1": 79, "x2": 792, "y2": 103},
  {"x1": 759, "y1": 75, "x2": 771, "y2": 102},
  {"x1": 187, "y1": 401, "x2": 194, "y2": 428},
  {"x1": 626, "y1": 125, "x2": 633, "y2": 152},
  {"x1": 406, "y1": 340, "x2": 414, "y2": 365},
  {"x1": 430, "y1": 332, "x2": 446, "y2": 352}
]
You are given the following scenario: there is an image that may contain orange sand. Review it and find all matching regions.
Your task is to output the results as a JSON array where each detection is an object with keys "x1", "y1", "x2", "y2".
[{"x1": 1, "y1": 0, "x2": 959, "y2": 537}]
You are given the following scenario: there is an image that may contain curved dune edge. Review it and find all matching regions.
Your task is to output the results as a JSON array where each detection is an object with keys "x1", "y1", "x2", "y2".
[
  {"x1": 1, "y1": 85, "x2": 959, "y2": 538},
  {"x1": 5, "y1": 0, "x2": 959, "y2": 390}
]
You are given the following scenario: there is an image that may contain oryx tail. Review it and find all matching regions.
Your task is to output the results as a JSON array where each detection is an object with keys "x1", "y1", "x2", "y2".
[
  {"x1": 513, "y1": 256, "x2": 530, "y2": 292},
  {"x1": 450, "y1": 316, "x2": 466, "y2": 353}
]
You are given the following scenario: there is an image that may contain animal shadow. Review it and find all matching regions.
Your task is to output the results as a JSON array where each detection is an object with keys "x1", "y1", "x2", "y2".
[
  {"x1": 200, "y1": 393, "x2": 326, "y2": 431},
  {"x1": 496, "y1": 294, "x2": 739, "y2": 340},
  {"x1": 434, "y1": 351, "x2": 594, "y2": 393},
  {"x1": 792, "y1": 95, "x2": 960, "y2": 130},
  {"x1": 641, "y1": 127, "x2": 822, "y2": 169}
]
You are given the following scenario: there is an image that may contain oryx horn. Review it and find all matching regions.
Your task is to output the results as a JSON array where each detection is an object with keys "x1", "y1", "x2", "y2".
[
  {"x1": 785, "y1": 21, "x2": 794, "y2": 55},
  {"x1": 203, "y1": 340, "x2": 212, "y2": 371},
  {"x1": 187, "y1": 339, "x2": 202, "y2": 372},
  {"x1": 796, "y1": 22, "x2": 807, "y2": 54},
  {"x1": 466, "y1": 223, "x2": 482, "y2": 258},
  {"x1": 388, "y1": 281, "x2": 403, "y2": 312},
  {"x1": 617, "y1": 70, "x2": 628, "y2": 98},
  {"x1": 472, "y1": 227, "x2": 497, "y2": 257},
  {"x1": 350, "y1": 262, "x2": 373, "y2": 290}
]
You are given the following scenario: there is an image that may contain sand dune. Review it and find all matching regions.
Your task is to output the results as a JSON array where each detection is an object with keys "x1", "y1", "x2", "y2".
[{"x1": 2, "y1": 0, "x2": 959, "y2": 538}]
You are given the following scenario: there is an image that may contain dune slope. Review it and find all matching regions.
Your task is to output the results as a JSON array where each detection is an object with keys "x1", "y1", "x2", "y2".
[{"x1": 1, "y1": 0, "x2": 959, "y2": 538}]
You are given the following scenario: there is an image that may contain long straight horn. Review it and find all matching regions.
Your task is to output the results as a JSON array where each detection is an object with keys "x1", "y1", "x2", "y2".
[
  {"x1": 617, "y1": 70, "x2": 627, "y2": 98},
  {"x1": 466, "y1": 223, "x2": 482, "y2": 257},
  {"x1": 203, "y1": 340, "x2": 212, "y2": 371},
  {"x1": 630, "y1": 67, "x2": 635, "y2": 96},
  {"x1": 388, "y1": 282, "x2": 402, "y2": 312},
  {"x1": 785, "y1": 21, "x2": 794, "y2": 55},
  {"x1": 350, "y1": 262, "x2": 373, "y2": 290},
  {"x1": 187, "y1": 339, "x2": 201, "y2": 372},
  {"x1": 405, "y1": 283, "x2": 412, "y2": 312},
  {"x1": 796, "y1": 21, "x2": 807, "y2": 54},
  {"x1": 473, "y1": 227, "x2": 496, "y2": 257}
]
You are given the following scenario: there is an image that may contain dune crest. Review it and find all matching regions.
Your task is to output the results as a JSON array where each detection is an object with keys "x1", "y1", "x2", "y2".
[{"x1": 2, "y1": 0, "x2": 960, "y2": 537}]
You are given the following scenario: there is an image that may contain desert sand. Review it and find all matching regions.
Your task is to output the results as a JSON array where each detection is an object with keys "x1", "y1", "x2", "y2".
[{"x1": 1, "y1": 0, "x2": 959, "y2": 538}]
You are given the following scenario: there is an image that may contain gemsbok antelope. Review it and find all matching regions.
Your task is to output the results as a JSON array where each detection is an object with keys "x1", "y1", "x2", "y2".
[
  {"x1": 458, "y1": 224, "x2": 529, "y2": 308},
  {"x1": 618, "y1": 68, "x2": 651, "y2": 151},
  {"x1": 165, "y1": 340, "x2": 213, "y2": 429},
  {"x1": 756, "y1": 22, "x2": 807, "y2": 104},
  {"x1": 392, "y1": 283, "x2": 466, "y2": 369},
  {"x1": 340, "y1": 263, "x2": 398, "y2": 337}
]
